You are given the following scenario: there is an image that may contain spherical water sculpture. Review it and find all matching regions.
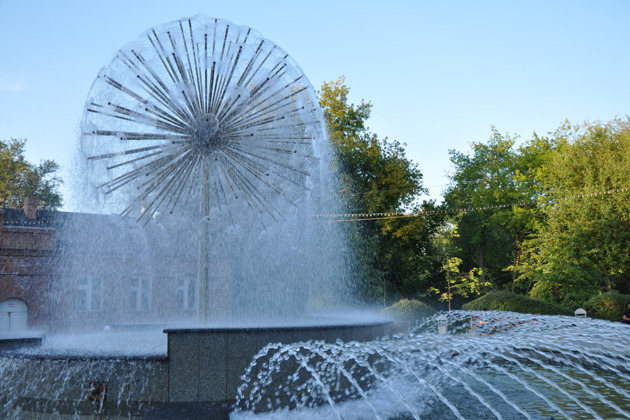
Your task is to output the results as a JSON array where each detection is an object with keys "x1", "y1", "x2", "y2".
[
  {"x1": 1, "y1": 15, "x2": 380, "y2": 419},
  {"x1": 81, "y1": 16, "x2": 323, "y2": 224},
  {"x1": 79, "y1": 16, "x2": 335, "y2": 322}
]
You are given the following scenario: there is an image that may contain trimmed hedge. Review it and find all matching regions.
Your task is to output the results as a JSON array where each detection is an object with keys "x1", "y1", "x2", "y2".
[
  {"x1": 584, "y1": 292, "x2": 630, "y2": 321},
  {"x1": 382, "y1": 299, "x2": 437, "y2": 322},
  {"x1": 462, "y1": 291, "x2": 573, "y2": 316}
]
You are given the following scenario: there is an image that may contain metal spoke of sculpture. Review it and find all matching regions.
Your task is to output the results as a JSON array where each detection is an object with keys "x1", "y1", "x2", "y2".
[{"x1": 81, "y1": 16, "x2": 323, "y2": 223}]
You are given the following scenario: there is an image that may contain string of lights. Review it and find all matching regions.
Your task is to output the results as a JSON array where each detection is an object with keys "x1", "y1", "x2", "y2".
[
  {"x1": 313, "y1": 186, "x2": 630, "y2": 222},
  {"x1": 62, "y1": 186, "x2": 630, "y2": 222}
]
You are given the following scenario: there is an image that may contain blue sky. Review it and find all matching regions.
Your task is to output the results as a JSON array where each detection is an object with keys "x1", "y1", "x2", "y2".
[{"x1": 1, "y1": 0, "x2": 629, "y2": 210}]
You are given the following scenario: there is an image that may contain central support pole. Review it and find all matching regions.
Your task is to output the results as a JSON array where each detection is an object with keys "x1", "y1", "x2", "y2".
[{"x1": 200, "y1": 158, "x2": 210, "y2": 323}]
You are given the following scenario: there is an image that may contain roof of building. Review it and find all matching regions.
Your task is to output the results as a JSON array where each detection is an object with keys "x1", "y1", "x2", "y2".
[{"x1": 1, "y1": 208, "x2": 63, "y2": 229}]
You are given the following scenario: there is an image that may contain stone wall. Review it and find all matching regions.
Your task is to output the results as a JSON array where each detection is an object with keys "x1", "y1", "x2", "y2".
[
  {"x1": 0, "y1": 355, "x2": 168, "y2": 418},
  {"x1": 165, "y1": 321, "x2": 391, "y2": 403}
]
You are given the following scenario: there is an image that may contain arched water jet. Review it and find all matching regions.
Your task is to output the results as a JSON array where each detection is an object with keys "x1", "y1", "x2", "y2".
[{"x1": 233, "y1": 311, "x2": 630, "y2": 419}]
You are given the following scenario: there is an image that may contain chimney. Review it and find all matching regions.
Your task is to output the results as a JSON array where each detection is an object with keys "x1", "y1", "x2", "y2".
[{"x1": 24, "y1": 197, "x2": 38, "y2": 219}]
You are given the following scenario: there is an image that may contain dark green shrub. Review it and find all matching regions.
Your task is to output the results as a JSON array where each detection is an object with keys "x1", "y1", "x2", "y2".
[
  {"x1": 382, "y1": 299, "x2": 437, "y2": 322},
  {"x1": 462, "y1": 291, "x2": 573, "y2": 316},
  {"x1": 584, "y1": 292, "x2": 630, "y2": 321}
]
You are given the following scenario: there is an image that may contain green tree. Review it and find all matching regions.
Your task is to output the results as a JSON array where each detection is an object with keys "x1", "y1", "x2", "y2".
[
  {"x1": 502, "y1": 131, "x2": 564, "y2": 293},
  {"x1": 0, "y1": 138, "x2": 62, "y2": 209},
  {"x1": 318, "y1": 77, "x2": 442, "y2": 302},
  {"x1": 430, "y1": 257, "x2": 486, "y2": 312},
  {"x1": 518, "y1": 118, "x2": 630, "y2": 305},
  {"x1": 444, "y1": 128, "x2": 558, "y2": 294},
  {"x1": 444, "y1": 129, "x2": 522, "y2": 290}
]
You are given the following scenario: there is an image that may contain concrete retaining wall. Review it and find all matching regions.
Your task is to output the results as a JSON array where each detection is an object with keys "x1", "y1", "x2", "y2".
[
  {"x1": 165, "y1": 321, "x2": 391, "y2": 403},
  {"x1": 0, "y1": 320, "x2": 391, "y2": 418},
  {"x1": 0, "y1": 355, "x2": 168, "y2": 418}
]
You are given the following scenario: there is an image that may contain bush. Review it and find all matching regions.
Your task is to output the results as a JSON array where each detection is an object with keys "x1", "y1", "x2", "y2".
[
  {"x1": 584, "y1": 292, "x2": 630, "y2": 321},
  {"x1": 462, "y1": 291, "x2": 573, "y2": 316},
  {"x1": 382, "y1": 299, "x2": 437, "y2": 322}
]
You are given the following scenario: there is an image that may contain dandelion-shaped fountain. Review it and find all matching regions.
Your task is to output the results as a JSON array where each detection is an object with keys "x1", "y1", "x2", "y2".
[
  {"x1": 0, "y1": 15, "x2": 386, "y2": 418},
  {"x1": 80, "y1": 15, "x2": 325, "y2": 321}
]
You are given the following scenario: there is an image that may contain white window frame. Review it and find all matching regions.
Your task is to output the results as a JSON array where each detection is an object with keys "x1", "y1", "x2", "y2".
[
  {"x1": 77, "y1": 277, "x2": 102, "y2": 312},
  {"x1": 177, "y1": 276, "x2": 196, "y2": 311},
  {"x1": 130, "y1": 276, "x2": 151, "y2": 311}
]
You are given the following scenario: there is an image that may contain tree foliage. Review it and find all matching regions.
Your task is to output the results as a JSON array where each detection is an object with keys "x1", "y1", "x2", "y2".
[
  {"x1": 319, "y1": 77, "x2": 442, "y2": 302},
  {"x1": 520, "y1": 118, "x2": 630, "y2": 305},
  {"x1": 319, "y1": 76, "x2": 630, "y2": 311},
  {"x1": 445, "y1": 129, "x2": 539, "y2": 291},
  {"x1": 429, "y1": 256, "x2": 487, "y2": 311},
  {"x1": 0, "y1": 138, "x2": 62, "y2": 210},
  {"x1": 319, "y1": 77, "x2": 422, "y2": 212},
  {"x1": 446, "y1": 118, "x2": 630, "y2": 308}
]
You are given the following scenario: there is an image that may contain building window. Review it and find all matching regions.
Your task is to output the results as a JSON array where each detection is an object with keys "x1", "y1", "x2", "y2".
[
  {"x1": 130, "y1": 277, "x2": 151, "y2": 311},
  {"x1": 77, "y1": 277, "x2": 102, "y2": 311},
  {"x1": 177, "y1": 277, "x2": 196, "y2": 310}
]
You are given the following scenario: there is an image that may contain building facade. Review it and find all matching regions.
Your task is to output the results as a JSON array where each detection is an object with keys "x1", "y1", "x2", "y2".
[
  {"x1": 0, "y1": 200, "x2": 235, "y2": 333},
  {"x1": 0, "y1": 199, "x2": 56, "y2": 332}
]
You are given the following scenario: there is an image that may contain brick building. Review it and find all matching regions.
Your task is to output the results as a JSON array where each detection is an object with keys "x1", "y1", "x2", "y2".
[
  {"x1": 0, "y1": 199, "x2": 234, "y2": 333},
  {"x1": 0, "y1": 198, "x2": 57, "y2": 332}
]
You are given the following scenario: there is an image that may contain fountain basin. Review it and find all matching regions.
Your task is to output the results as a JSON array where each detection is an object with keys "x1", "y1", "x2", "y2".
[
  {"x1": 0, "y1": 318, "x2": 392, "y2": 419},
  {"x1": 4, "y1": 312, "x2": 630, "y2": 419},
  {"x1": 0, "y1": 353, "x2": 168, "y2": 418},
  {"x1": 165, "y1": 318, "x2": 392, "y2": 403},
  {"x1": 0, "y1": 332, "x2": 45, "y2": 351}
]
